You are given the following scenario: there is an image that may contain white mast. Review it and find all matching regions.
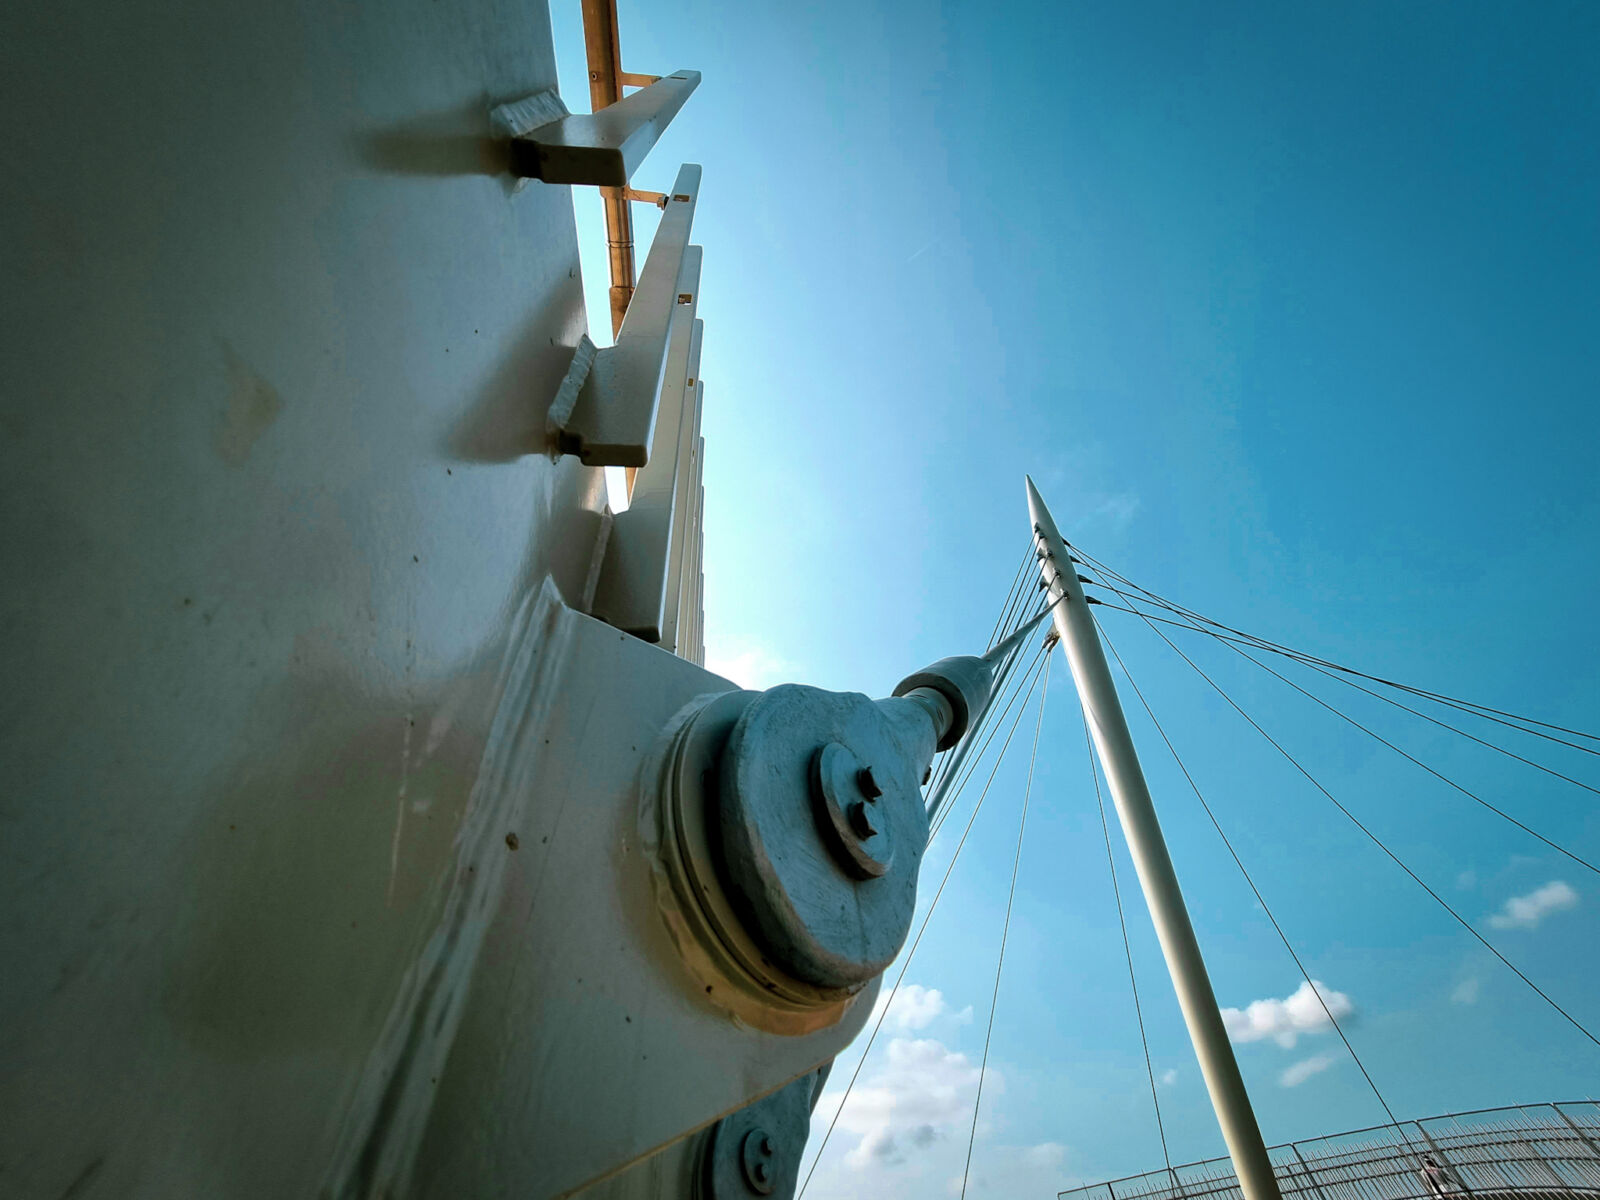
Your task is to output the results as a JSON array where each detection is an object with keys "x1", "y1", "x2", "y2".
[{"x1": 1026, "y1": 476, "x2": 1282, "y2": 1200}]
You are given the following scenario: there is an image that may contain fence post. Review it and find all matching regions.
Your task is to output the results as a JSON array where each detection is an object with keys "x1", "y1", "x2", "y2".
[
  {"x1": 1551, "y1": 1103, "x2": 1600, "y2": 1159},
  {"x1": 1288, "y1": 1142, "x2": 1331, "y2": 1200},
  {"x1": 1412, "y1": 1120, "x2": 1474, "y2": 1198}
]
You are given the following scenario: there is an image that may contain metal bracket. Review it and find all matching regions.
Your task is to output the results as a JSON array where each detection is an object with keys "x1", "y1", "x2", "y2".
[
  {"x1": 489, "y1": 88, "x2": 571, "y2": 139},
  {"x1": 589, "y1": 246, "x2": 702, "y2": 638},
  {"x1": 406, "y1": 594, "x2": 873, "y2": 1197},
  {"x1": 489, "y1": 89, "x2": 572, "y2": 195},
  {"x1": 552, "y1": 163, "x2": 701, "y2": 466},
  {"x1": 507, "y1": 71, "x2": 702, "y2": 187}
]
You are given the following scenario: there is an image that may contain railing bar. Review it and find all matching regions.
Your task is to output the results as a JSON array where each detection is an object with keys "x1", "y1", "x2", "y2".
[
  {"x1": 1553, "y1": 1103, "x2": 1600, "y2": 1158},
  {"x1": 1069, "y1": 1106, "x2": 1600, "y2": 1200},
  {"x1": 1411, "y1": 1120, "x2": 1473, "y2": 1199}
]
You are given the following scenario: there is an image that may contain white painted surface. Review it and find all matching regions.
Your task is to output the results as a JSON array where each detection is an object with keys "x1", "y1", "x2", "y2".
[
  {"x1": 1029, "y1": 477, "x2": 1282, "y2": 1200},
  {"x1": 560, "y1": 163, "x2": 702, "y2": 465},
  {"x1": 0, "y1": 0, "x2": 611, "y2": 1194},
  {"x1": 591, "y1": 247, "x2": 703, "y2": 639},
  {"x1": 407, "y1": 601, "x2": 875, "y2": 1198}
]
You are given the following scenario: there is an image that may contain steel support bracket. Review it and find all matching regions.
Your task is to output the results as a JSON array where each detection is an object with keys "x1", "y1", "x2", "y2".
[
  {"x1": 401, "y1": 587, "x2": 873, "y2": 1198},
  {"x1": 508, "y1": 71, "x2": 701, "y2": 187},
  {"x1": 549, "y1": 163, "x2": 701, "y2": 467},
  {"x1": 590, "y1": 246, "x2": 702, "y2": 640}
]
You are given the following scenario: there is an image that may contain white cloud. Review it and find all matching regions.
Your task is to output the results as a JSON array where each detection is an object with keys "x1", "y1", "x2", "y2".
[
  {"x1": 813, "y1": 1036, "x2": 992, "y2": 1170},
  {"x1": 806, "y1": 1036, "x2": 1074, "y2": 1200},
  {"x1": 1451, "y1": 978, "x2": 1480, "y2": 1005},
  {"x1": 870, "y1": 984, "x2": 969, "y2": 1033},
  {"x1": 1221, "y1": 980, "x2": 1354, "y2": 1048},
  {"x1": 1487, "y1": 880, "x2": 1578, "y2": 930},
  {"x1": 1091, "y1": 492, "x2": 1141, "y2": 531},
  {"x1": 1280, "y1": 1053, "x2": 1338, "y2": 1088},
  {"x1": 943, "y1": 1142, "x2": 1074, "y2": 1197},
  {"x1": 1159, "y1": 1068, "x2": 1178, "y2": 1087},
  {"x1": 1023, "y1": 1142, "x2": 1068, "y2": 1168},
  {"x1": 704, "y1": 637, "x2": 794, "y2": 690}
]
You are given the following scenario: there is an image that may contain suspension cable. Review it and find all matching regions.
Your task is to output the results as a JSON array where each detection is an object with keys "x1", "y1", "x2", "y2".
[
  {"x1": 1083, "y1": 594, "x2": 1600, "y2": 801},
  {"x1": 928, "y1": 605, "x2": 1038, "y2": 805},
  {"x1": 928, "y1": 548, "x2": 1039, "y2": 801},
  {"x1": 1089, "y1": 607, "x2": 1417, "y2": 1156},
  {"x1": 1070, "y1": 546, "x2": 1600, "y2": 755},
  {"x1": 1257, "y1": 643, "x2": 1600, "y2": 793},
  {"x1": 1219, "y1": 629, "x2": 1597, "y2": 877},
  {"x1": 1076, "y1": 569, "x2": 1599, "y2": 877},
  {"x1": 1080, "y1": 703, "x2": 1180, "y2": 1193},
  {"x1": 929, "y1": 644, "x2": 1048, "y2": 842},
  {"x1": 960, "y1": 656, "x2": 1051, "y2": 1200},
  {"x1": 932, "y1": 644, "x2": 1045, "y2": 844},
  {"x1": 992, "y1": 557, "x2": 1042, "y2": 658},
  {"x1": 1101, "y1": 588, "x2": 1600, "y2": 1052},
  {"x1": 797, "y1": 644, "x2": 1051, "y2": 1198},
  {"x1": 929, "y1": 634, "x2": 1039, "y2": 825},
  {"x1": 1072, "y1": 544, "x2": 1600, "y2": 748},
  {"x1": 989, "y1": 538, "x2": 1039, "y2": 650}
]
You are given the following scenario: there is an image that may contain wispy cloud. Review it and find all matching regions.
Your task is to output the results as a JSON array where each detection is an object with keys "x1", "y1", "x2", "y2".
[
  {"x1": 943, "y1": 1141, "x2": 1074, "y2": 1197},
  {"x1": 1450, "y1": 977, "x2": 1480, "y2": 1005},
  {"x1": 1221, "y1": 980, "x2": 1354, "y2": 1048},
  {"x1": 870, "y1": 984, "x2": 972, "y2": 1033},
  {"x1": 1159, "y1": 1068, "x2": 1178, "y2": 1087},
  {"x1": 1090, "y1": 492, "x2": 1141, "y2": 532},
  {"x1": 1280, "y1": 1053, "x2": 1338, "y2": 1088},
  {"x1": 1456, "y1": 870, "x2": 1477, "y2": 890},
  {"x1": 704, "y1": 637, "x2": 795, "y2": 690},
  {"x1": 806, "y1": 1021, "x2": 1071, "y2": 1197},
  {"x1": 1487, "y1": 880, "x2": 1578, "y2": 930},
  {"x1": 812, "y1": 1036, "x2": 991, "y2": 1168}
]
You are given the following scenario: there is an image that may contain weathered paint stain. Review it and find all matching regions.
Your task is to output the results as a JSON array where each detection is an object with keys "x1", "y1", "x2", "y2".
[
  {"x1": 214, "y1": 341, "x2": 283, "y2": 466},
  {"x1": 56, "y1": 1154, "x2": 106, "y2": 1200}
]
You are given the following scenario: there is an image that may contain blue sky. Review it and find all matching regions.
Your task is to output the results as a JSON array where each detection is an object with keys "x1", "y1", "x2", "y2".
[{"x1": 549, "y1": 2, "x2": 1600, "y2": 1195}]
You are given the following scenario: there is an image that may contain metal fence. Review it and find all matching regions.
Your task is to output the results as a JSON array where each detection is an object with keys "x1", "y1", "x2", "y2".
[{"x1": 1059, "y1": 1103, "x2": 1600, "y2": 1200}]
